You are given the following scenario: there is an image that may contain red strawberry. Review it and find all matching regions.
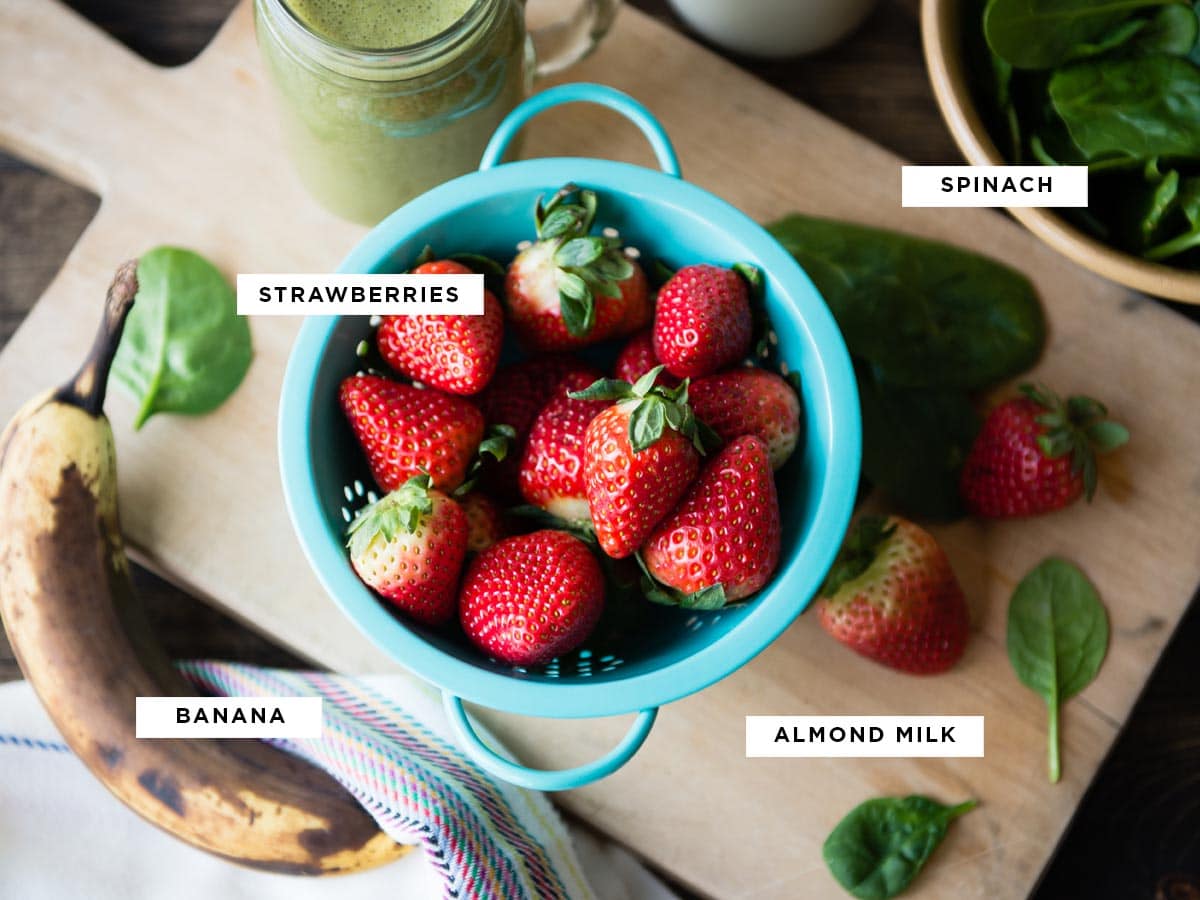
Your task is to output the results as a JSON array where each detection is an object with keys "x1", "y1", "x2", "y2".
[
  {"x1": 689, "y1": 367, "x2": 801, "y2": 470},
  {"x1": 960, "y1": 384, "x2": 1129, "y2": 518},
  {"x1": 460, "y1": 492, "x2": 506, "y2": 554},
  {"x1": 505, "y1": 184, "x2": 650, "y2": 352},
  {"x1": 340, "y1": 374, "x2": 484, "y2": 492},
  {"x1": 477, "y1": 356, "x2": 603, "y2": 501},
  {"x1": 519, "y1": 370, "x2": 610, "y2": 522},
  {"x1": 653, "y1": 264, "x2": 752, "y2": 379},
  {"x1": 642, "y1": 436, "x2": 781, "y2": 606},
  {"x1": 377, "y1": 259, "x2": 504, "y2": 396},
  {"x1": 347, "y1": 475, "x2": 467, "y2": 625},
  {"x1": 613, "y1": 329, "x2": 680, "y2": 388},
  {"x1": 573, "y1": 368, "x2": 703, "y2": 559},
  {"x1": 815, "y1": 515, "x2": 969, "y2": 674},
  {"x1": 459, "y1": 530, "x2": 604, "y2": 665}
]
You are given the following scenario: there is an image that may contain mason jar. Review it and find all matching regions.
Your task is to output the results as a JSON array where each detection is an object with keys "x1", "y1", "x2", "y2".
[{"x1": 255, "y1": 0, "x2": 619, "y2": 225}]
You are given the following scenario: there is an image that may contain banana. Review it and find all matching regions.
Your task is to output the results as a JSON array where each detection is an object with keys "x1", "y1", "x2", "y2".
[{"x1": 0, "y1": 261, "x2": 406, "y2": 874}]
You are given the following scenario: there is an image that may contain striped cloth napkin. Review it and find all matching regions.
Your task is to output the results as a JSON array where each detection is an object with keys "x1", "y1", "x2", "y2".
[
  {"x1": 0, "y1": 670, "x2": 675, "y2": 900},
  {"x1": 181, "y1": 662, "x2": 600, "y2": 899}
]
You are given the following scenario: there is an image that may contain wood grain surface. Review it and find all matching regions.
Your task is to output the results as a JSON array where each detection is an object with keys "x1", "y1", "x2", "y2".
[{"x1": 1, "y1": 1, "x2": 1198, "y2": 898}]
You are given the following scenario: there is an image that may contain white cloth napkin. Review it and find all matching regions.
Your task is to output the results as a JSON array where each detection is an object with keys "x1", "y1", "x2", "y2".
[{"x1": 0, "y1": 678, "x2": 676, "y2": 900}]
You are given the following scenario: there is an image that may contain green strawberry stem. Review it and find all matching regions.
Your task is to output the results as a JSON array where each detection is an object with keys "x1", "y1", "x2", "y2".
[
  {"x1": 532, "y1": 183, "x2": 636, "y2": 338},
  {"x1": 455, "y1": 424, "x2": 516, "y2": 497},
  {"x1": 569, "y1": 366, "x2": 708, "y2": 454},
  {"x1": 346, "y1": 474, "x2": 433, "y2": 557},
  {"x1": 1048, "y1": 697, "x2": 1061, "y2": 784},
  {"x1": 634, "y1": 551, "x2": 729, "y2": 610},
  {"x1": 1022, "y1": 383, "x2": 1129, "y2": 501},
  {"x1": 820, "y1": 515, "x2": 897, "y2": 596}
]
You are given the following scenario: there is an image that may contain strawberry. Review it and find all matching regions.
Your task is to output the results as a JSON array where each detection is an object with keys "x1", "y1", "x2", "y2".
[
  {"x1": 641, "y1": 435, "x2": 780, "y2": 607},
  {"x1": 460, "y1": 492, "x2": 506, "y2": 554},
  {"x1": 477, "y1": 356, "x2": 603, "y2": 501},
  {"x1": 340, "y1": 374, "x2": 484, "y2": 492},
  {"x1": 653, "y1": 263, "x2": 753, "y2": 379},
  {"x1": 459, "y1": 530, "x2": 604, "y2": 665},
  {"x1": 519, "y1": 370, "x2": 610, "y2": 522},
  {"x1": 689, "y1": 367, "x2": 801, "y2": 470},
  {"x1": 815, "y1": 515, "x2": 969, "y2": 675},
  {"x1": 377, "y1": 259, "x2": 504, "y2": 396},
  {"x1": 959, "y1": 384, "x2": 1129, "y2": 518},
  {"x1": 346, "y1": 475, "x2": 467, "y2": 626},
  {"x1": 571, "y1": 367, "x2": 704, "y2": 559},
  {"x1": 505, "y1": 184, "x2": 649, "y2": 352},
  {"x1": 613, "y1": 329, "x2": 680, "y2": 388}
]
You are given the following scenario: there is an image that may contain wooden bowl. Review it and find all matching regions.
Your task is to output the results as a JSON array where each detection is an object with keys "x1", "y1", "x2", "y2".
[{"x1": 921, "y1": 0, "x2": 1200, "y2": 303}]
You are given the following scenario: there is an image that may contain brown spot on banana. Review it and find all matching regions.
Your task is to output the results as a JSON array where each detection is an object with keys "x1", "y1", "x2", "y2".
[{"x1": 0, "y1": 263, "x2": 406, "y2": 875}]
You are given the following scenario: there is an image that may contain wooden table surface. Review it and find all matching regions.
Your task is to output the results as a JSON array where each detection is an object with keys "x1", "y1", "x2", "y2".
[{"x1": 1, "y1": 1, "x2": 1197, "y2": 897}]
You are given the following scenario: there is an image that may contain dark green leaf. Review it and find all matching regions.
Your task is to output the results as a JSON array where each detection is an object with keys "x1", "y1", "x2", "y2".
[
  {"x1": 346, "y1": 475, "x2": 433, "y2": 558},
  {"x1": 819, "y1": 516, "x2": 897, "y2": 596},
  {"x1": 412, "y1": 245, "x2": 436, "y2": 268},
  {"x1": 632, "y1": 365, "x2": 665, "y2": 396},
  {"x1": 579, "y1": 189, "x2": 598, "y2": 233},
  {"x1": 1007, "y1": 558, "x2": 1109, "y2": 782},
  {"x1": 1050, "y1": 56, "x2": 1200, "y2": 160},
  {"x1": 732, "y1": 262, "x2": 764, "y2": 297},
  {"x1": 856, "y1": 367, "x2": 980, "y2": 521},
  {"x1": 557, "y1": 271, "x2": 595, "y2": 338},
  {"x1": 1066, "y1": 394, "x2": 1106, "y2": 422},
  {"x1": 111, "y1": 246, "x2": 253, "y2": 429},
  {"x1": 568, "y1": 377, "x2": 634, "y2": 402},
  {"x1": 983, "y1": 0, "x2": 1175, "y2": 69},
  {"x1": 448, "y1": 252, "x2": 505, "y2": 277},
  {"x1": 823, "y1": 796, "x2": 977, "y2": 900},
  {"x1": 555, "y1": 237, "x2": 605, "y2": 268},
  {"x1": 1086, "y1": 420, "x2": 1131, "y2": 450},
  {"x1": 768, "y1": 215, "x2": 1045, "y2": 390},
  {"x1": 1144, "y1": 175, "x2": 1200, "y2": 261},
  {"x1": 589, "y1": 275, "x2": 624, "y2": 299},
  {"x1": 1069, "y1": 16, "x2": 1148, "y2": 59},
  {"x1": 633, "y1": 553, "x2": 731, "y2": 609},
  {"x1": 593, "y1": 253, "x2": 635, "y2": 281},
  {"x1": 628, "y1": 398, "x2": 666, "y2": 452},
  {"x1": 678, "y1": 584, "x2": 728, "y2": 610},
  {"x1": 1126, "y1": 2, "x2": 1199, "y2": 54},
  {"x1": 540, "y1": 206, "x2": 585, "y2": 240}
]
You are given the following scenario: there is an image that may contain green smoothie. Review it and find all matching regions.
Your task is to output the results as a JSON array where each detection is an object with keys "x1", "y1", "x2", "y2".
[
  {"x1": 284, "y1": 0, "x2": 476, "y2": 49},
  {"x1": 255, "y1": 0, "x2": 528, "y2": 224}
]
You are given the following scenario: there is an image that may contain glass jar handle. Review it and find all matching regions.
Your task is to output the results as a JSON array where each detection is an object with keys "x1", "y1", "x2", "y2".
[{"x1": 526, "y1": 0, "x2": 621, "y2": 76}]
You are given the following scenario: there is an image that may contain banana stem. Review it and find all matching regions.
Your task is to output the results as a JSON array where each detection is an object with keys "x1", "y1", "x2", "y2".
[{"x1": 54, "y1": 259, "x2": 139, "y2": 416}]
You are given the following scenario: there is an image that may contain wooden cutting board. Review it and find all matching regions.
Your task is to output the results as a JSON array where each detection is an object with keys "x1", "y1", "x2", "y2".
[{"x1": 3, "y1": 2, "x2": 1200, "y2": 897}]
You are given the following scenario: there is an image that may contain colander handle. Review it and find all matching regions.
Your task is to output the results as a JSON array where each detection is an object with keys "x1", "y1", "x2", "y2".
[
  {"x1": 478, "y1": 83, "x2": 682, "y2": 177},
  {"x1": 443, "y1": 694, "x2": 658, "y2": 792}
]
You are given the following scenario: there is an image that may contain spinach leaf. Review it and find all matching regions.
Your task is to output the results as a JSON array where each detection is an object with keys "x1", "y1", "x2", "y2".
[
  {"x1": 824, "y1": 796, "x2": 977, "y2": 900},
  {"x1": 1069, "y1": 16, "x2": 1149, "y2": 59},
  {"x1": 1191, "y1": 0, "x2": 1200, "y2": 63},
  {"x1": 1136, "y1": 161, "x2": 1180, "y2": 246},
  {"x1": 983, "y1": 0, "x2": 1174, "y2": 69},
  {"x1": 1146, "y1": 175, "x2": 1200, "y2": 259},
  {"x1": 1007, "y1": 557, "x2": 1109, "y2": 783},
  {"x1": 112, "y1": 246, "x2": 253, "y2": 429},
  {"x1": 856, "y1": 367, "x2": 980, "y2": 521},
  {"x1": 1126, "y1": 2, "x2": 1200, "y2": 54},
  {"x1": 1049, "y1": 56, "x2": 1200, "y2": 160},
  {"x1": 768, "y1": 215, "x2": 1044, "y2": 391},
  {"x1": 990, "y1": 51, "x2": 1024, "y2": 160}
]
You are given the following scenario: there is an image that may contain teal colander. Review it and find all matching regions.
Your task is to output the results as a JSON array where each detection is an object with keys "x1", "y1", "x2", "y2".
[{"x1": 279, "y1": 83, "x2": 861, "y2": 791}]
